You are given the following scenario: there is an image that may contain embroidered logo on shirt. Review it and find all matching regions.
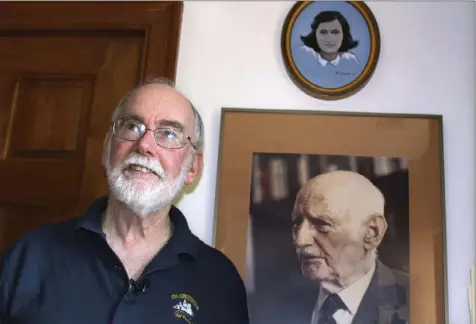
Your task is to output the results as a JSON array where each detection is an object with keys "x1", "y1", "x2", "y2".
[{"x1": 171, "y1": 293, "x2": 199, "y2": 323}]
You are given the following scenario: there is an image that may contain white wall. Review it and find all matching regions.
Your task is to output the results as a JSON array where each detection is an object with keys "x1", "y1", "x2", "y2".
[{"x1": 174, "y1": 1, "x2": 475, "y2": 323}]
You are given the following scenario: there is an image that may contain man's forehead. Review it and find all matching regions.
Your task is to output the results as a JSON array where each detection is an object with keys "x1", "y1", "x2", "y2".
[
  {"x1": 121, "y1": 84, "x2": 193, "y2": 126},
  {"x1": 295, "y1": 188, "x2": 347, "y2": 224},
  {"x1": 296, "y1": 187, "x2": 326, "y2": 209}
]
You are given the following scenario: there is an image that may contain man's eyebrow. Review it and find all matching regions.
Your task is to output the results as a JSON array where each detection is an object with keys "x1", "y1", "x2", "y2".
[
  {"x1": 157, "y1": 119, "x2": 185, "y2": 131},
  {"x1": 118, "y1": 115, "x2": 185, "y2": 131},
  {"x1": 121, "y1": 114, "x2": 144, "y2": 123},
  {"x1": 308, "y1": 213, "x2": 335, "y2": 225}
]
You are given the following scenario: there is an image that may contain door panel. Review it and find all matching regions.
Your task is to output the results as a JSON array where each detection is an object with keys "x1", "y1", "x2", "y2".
[{"x1": 0, "y1": 2, "x2": 183, "y2": 253}]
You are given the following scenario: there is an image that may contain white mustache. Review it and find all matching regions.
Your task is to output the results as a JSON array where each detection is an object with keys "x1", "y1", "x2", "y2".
[
  {"x1": 122, "y1": 153, "x2": 165, "y2": 179},
  {"x1": 296, "y1": 248, "x2": 322, "y2": 259}
]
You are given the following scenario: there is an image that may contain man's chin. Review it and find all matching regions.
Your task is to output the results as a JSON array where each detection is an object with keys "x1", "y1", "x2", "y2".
[
  {"x1": 301, "y1": 264, "x2": 328, "y2": 282},
  {"x1": 113, "y1": 187, "x2": 163, "y2": 208},
  {"x1": 108, "y1": 178, "x2": 156, "y2": 199},
  {"x1": 127, "y1": 180, "x2": 160, "y2": 192},
  {"x1": 122, "y1": 199, "x2": 165, "y2": 218}
]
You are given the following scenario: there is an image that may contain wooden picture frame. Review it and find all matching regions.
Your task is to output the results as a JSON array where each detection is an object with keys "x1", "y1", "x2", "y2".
[
  {"x1": 213, "y1": 108, "x2": 447, "y2": 324},
  {"x1": 281, "y1": 1, "x2": 381, "y2": 100}
]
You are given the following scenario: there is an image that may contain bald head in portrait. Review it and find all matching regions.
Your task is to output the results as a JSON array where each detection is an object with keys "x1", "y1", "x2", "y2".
[{"x1": 291, "y1": 170, "x2": 409, "y2": 324}]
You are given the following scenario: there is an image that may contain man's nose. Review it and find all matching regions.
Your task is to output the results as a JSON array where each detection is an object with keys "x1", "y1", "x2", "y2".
[
  {"x1": 136, "y1": 129, "x2": 157, "y2": 156},
  {"x1": 293, "y1": 220, "x2": 314, "y2": 247}
]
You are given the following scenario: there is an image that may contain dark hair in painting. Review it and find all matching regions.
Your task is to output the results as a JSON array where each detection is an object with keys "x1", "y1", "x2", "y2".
[{"x1": 300, "y1": 10, "x2": 359, "y2": 53}]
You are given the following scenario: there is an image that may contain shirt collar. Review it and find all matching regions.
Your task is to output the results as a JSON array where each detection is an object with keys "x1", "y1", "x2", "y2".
[
  {"x1": 316, "y1": 52, "x2": 341, "y2": 67},
  {"x1": 317, "y1": 262, "x2": 376, "y2": 315},
  {"x1": 72, "y1": 196, "x2": 200, "y2": 260}
]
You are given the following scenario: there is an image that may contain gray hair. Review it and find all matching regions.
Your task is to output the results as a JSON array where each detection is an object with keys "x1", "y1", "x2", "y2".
[{"x1": 111, "y1": 76, "x2": 205, "y2": 152}]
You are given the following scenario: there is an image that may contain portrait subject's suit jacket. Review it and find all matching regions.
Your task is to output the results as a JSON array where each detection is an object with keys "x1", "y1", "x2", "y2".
[
  {"x1": 344, "y1": 260, "x2": 410, "y2": 324},
  {"x1": 247, "y1": 260, "x2": 409, "y2": 324}
]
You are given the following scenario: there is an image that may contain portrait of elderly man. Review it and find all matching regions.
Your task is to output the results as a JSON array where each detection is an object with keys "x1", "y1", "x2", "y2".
[{"x1": 292, "y1": 170, "x2": 409, "y2": 324}]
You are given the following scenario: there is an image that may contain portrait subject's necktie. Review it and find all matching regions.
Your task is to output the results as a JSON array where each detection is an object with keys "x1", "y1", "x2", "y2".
[{"x1": 317, "y1": 293, "x2": 346, "y2": 324}]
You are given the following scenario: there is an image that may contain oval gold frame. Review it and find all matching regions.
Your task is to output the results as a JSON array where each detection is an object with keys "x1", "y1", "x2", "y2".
[{"x1": 281, "y1": 1, "x2": 381, "y2": 100}]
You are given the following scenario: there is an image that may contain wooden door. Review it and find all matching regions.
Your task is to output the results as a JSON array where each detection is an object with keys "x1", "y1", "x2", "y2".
[{"x1": 0, "y1": 2, "x2": 183, "y2": 253}]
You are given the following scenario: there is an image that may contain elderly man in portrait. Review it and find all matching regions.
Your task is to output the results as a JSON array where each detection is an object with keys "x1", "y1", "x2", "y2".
[{"x1": 291, "y1": 170, "x2": 409, "y2": 324}]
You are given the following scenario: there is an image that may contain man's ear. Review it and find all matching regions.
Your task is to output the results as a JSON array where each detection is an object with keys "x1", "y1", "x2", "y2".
[
  {"x1": 185, "y1": 151, "x2": 203, "y2": 185},
  {"x1": 363, "y1": 214, "x2": 388, "y2": 251}
]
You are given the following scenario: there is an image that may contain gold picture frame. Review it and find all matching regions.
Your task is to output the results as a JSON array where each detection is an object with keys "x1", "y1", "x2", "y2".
[
  {"x1": 281, "y1": 1, "x2": 381, "y2": 100},
  {"x1": 213, "y1": 108, "x2": 447, "y2": 324}
]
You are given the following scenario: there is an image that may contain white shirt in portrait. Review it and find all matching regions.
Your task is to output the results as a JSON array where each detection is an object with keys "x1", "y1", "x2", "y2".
[
  {"x1": 301, "y1": 45, "x2": 360, "y2": 67},
  {"x1": 310, "y1": 262, "x2": 376, "y2": 324}
]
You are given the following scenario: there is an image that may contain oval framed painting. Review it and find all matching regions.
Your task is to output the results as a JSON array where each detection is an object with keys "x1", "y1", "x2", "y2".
[{"x1": 281, "y1": 1, "x2": 381, "y2": 100}]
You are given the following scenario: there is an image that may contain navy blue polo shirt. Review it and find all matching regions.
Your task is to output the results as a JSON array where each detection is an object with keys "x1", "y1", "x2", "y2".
[{"x1": 0, "y1": 197, "x2": 249, "y2": 324}]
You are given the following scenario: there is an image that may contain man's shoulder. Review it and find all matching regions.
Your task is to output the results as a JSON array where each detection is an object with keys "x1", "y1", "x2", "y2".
[
  {"x1": 376, "y1": 261, "x2": 409, "y2": 287},
  {"x1": 354, "y1": 261, "x2": 410, "y2": 323},
  {"x1": 189, "y1": 237, "x2": 245, "y2": 287},
  {"x1": 195, "y1": 238, "x2": 242, "y2": 275},
  {"x1": 169, "y1": 205, "x2": 243, "y2": 282},
  {"x1": 1, "y1": 217, "x2": 81, "y2": 265},
  {"x1": 390, "y1": 267, "x2": 410, "y2": 287},
  {"x1": 13, "y1": 216, "x2": 79, "y2": 242},
  {"x1": 372, "y1": 260, "x2": 410, "y2": 309}
]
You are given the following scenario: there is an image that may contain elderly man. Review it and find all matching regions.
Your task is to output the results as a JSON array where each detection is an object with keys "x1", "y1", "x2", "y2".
[
  {"x1": 292, "y1": 170, "x2": 409, "y2": 324},
  {"x1": 0, "y1": 78, "x2": 249, "y2": 323}
]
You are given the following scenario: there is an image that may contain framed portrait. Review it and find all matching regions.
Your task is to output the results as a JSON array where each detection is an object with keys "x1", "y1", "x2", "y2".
[
  {"x1": 213, "y1": 108, "x2": 447, "y2": 324},
  {"x1": 281, "y1": 1, "x2": 381, "y2": 100}
]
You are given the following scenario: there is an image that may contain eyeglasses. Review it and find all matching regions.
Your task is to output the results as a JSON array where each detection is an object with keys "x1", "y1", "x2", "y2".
[{"x1": 111, "y1": 118, "x2": 196, "y2": 150}]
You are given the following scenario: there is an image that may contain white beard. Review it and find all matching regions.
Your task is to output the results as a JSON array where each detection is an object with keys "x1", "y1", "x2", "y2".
[{"x1": 104, "y1": 142, "x2": 192, "y2": 218}]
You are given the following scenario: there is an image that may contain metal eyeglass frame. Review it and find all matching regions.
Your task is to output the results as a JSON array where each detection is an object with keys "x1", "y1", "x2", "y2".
[{"x1": 110, "y1": 119, "x2": 197, "y2": 150}]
